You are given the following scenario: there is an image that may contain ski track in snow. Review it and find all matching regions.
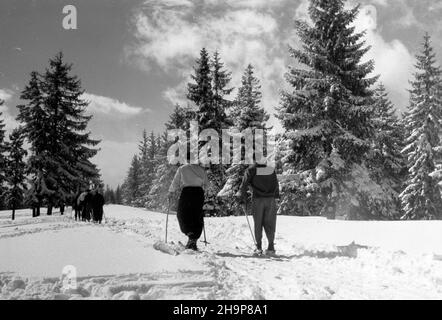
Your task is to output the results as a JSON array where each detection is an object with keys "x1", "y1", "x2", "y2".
[{"x1": 1, "y1": 205, "x2": 442, "y2": 299}]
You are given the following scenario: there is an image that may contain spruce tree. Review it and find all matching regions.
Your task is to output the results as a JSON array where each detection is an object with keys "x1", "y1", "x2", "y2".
[
  {"x1": 139, "y1": 129, "x2": 149, "y2": 161},
  {"x1": 366, "y1": 84, "x2": 406, "y2": 218},
  {"x1": 5, "y1": 129, "x2": 27, "y2": 220},
  {"x1": 122, "y1": 155, "x2": 142, "y2": 206},
  {"x1": 43, "y1": 52, "x2": 101, "y2": 206},
  {"x1": 276, "y1": 0, "x2": 379, "y2": 219},
  {"x1": 18, "y1": 53, "x2": 101, "y2": 215},
  {"x1": 104, "y1": 185, "x2": 111, "y2": 203},
  {"x1": 109, "y1": 188, "x2": 116, "y2": 204},
  {"x1": 0, "y1": 100, "x2": 8, "y2": 210},
  {"x1": 138, "y1": 130, "x2": 159, "y2": 207},
  {"x1": 147, "y1": 105, "x2": 191, "y2": 211},
  {"x1": 187, "y1": 48, "x2": 213, "y2": 131},
  {"x1": 115, "y1": 185, "x2": 122, "y2": 204},
  {"x1": 400, "y1": 34, "x2": 442, "y2": 220},
  {"x1": 219, "y1": 64, "x2": 269, "y2": 215},
  {"x1": 187, "y1": 49, "x2": 235, "y2": 216},
  {"x1": 211, "y1": 50, "x2": 234, "y2": 129},
  {"x1": 137, "y1": 129, "x2": 150, "y2": 206},
  {"x1": 17, "y1": 71, "x2": 49, "y2": 216},
  {"x1": 231, "y1": 64, "x2": 268, "y2": 129}
]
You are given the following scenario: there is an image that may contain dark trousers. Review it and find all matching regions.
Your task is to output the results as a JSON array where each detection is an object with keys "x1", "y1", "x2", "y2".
[
  {"x1": 92, "y1": 208, "x2": 103, "y2": 223},
  {"x1": 251, "y1": 197, "x2": 277, "y2": 250},
  {"x1": 82, "y1": 206, "x2": 91, "y2": 221},
  {"x1": 74, "y1": 208, "x2": 81, "y2": 221},
  {"x1": 177, "y1": 187, "x2": 205, "y2": 240}
]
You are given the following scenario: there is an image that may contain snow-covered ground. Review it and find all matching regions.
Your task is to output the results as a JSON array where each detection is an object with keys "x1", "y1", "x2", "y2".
[{"x1": 1, "y1": 205, "x2": 442, "y2": 300}]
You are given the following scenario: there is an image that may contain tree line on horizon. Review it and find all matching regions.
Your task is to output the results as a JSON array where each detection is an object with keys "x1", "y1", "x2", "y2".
[{"x1": 120, "y1": 0, "x2": 442, "y2": 220}]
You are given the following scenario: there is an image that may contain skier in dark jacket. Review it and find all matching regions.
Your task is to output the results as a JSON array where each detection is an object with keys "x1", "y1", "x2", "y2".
[
  {"x1": 168, "y1": 159, "x2": 209, "y2": 251},
  {"x1": 237, "y1": 160, "x2": 280, "y2": 256},
  {"x1": 73, "y1": 192, "x2": 81, "y2": 221},
  {"x1": 90, "y1": 189, "x2": 105, "y2": 223},
  {"x1": 79, "y1": 190, "x2": 93, "y2": 222}
]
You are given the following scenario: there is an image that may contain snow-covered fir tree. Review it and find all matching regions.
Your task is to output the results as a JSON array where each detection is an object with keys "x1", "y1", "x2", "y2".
[
  {"x1": 219, "y1": 64, "x2": 269, "y2": 215},
  {"x1": 231, "y1": 64, "x2": 268, "y2": 129},
  {"x1": 211, "y1": 50, "x2": 234, "y2": 129},
  {"x1": 104, "y1": 185, "x2": 116, "y2": 204},
  {"x1": 42, "y1": 53, "x2": 101, "y2": 199},
  {"x1": 17, "y1": 72, "x2": 46, "y2": 216},
  {"x1": 366, "y1": 84, "x2": 406, "y2": 218},
  {"x1": 276, "y1": 0, "x2": 382, "y2": 219},
  {"x1": 187, "y1": 48, "x2": 234, "y2": 216},
  {"x1": 144, "y1": 131, "x2": 159, "y2": 205},
  {"x1": 122, "y1": 155, "x2": 142, "y2": 206},
  {"x1": 137, "y1": 130, "x2": 159, "y2": 207},
  {"x1": 18, "y1": 53, "x2": 101, "y2": 215},
  {"x1": 400, "y1": 34, "x2": 442, "y2": 220},
  {"x1": 147, "y1": 105, "x2": 191, "y2": 212},
  {"x1": 187, "y1": 48, "x2": 214, "y2": 131},
  {"x1": 115, "y1": 185, "x2": 123, "y2": 204},
  {"x1": 0, "y1": 100, "x2": 8, "y2": 210},
  {"x1": 4, "y1": 128, "x2": 27, "y2": 220}
]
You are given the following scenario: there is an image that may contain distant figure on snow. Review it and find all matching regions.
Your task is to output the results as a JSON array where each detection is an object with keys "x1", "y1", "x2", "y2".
[
  {"x1": 73, "y1": 192, "x2": 82, "y2": 221},
  {"x1": 168, "y1": 156, "x2": 209, "y2": 251},
  {"x1": 78, "y1": 189, "x2": 92, "y2": 222},
  {"x1": 90, "y1": 188, "x2": 105, "y2": 223}
]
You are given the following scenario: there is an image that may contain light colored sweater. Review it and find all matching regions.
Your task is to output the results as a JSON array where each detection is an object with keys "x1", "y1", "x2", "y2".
[{"x1": 169, "y1": 164, "x2": 209, "y2": 193}]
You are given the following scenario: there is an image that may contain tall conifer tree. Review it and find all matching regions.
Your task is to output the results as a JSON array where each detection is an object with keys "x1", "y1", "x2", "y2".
[
  {"x1": 0, "y1": 100, "x2": 8, "y2": 210},
  {"x1": 219, "y1": 64, "x2": 269, "y2": 214},
  {"x1": 18, "y1": 53, "x2": 101, "y2": 215},
  {"x1": 400, "y1": 34, "x2": 442, "y2": 220},
  {"x1": 5, "y1": 129, "x2": 27, "y2": 220},
  {"x1": 276, "y1": 0, "x2": 380, "y2": 219}
]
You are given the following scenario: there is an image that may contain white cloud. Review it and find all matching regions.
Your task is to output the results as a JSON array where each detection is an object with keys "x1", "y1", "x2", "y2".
[
  {"x1": 130, "y1": 0, "x2": 417, "y2": 127},
  {"x1": 144, "y1": 0, "x2": 194, "y2": 7},
  {"x1": 0, "y1": 88, "x2": 14, "y2": 102},
  {"x1": 294, "y1": 0, "x2": 311, "y2": 22},
  {"x1": 163, "y1": 86, "x2": 188, "y2": 107},
  {"x1": 371, "y1": 0, "x2": 388, "y2": 6},
  {"x1": 83, "y1": 93, "x2": 147, "y2": 115},
  {"x1": 394, "y1": 5, "x2": 420, "y2": 28},
  {"x1": 129, "y1": 2, "x2": 286, "y2": 125},
  {"x1": 354, "y1": 5, "x2": 414, "y2": 111},
  {"x1": 205, "y1": 0, "x2": 288, "y2": 9}
]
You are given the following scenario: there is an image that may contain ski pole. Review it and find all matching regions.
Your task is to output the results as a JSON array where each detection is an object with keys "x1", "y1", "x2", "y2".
[
  {"x1": 165, "y1": 198, "x2": 170, "y2": 243},
  {"x1": 241, "y1": 201, "x2": 257, "y2": 247},
  {"x1": 202, "y1": 223, "x2": 209, "y2": 246}
]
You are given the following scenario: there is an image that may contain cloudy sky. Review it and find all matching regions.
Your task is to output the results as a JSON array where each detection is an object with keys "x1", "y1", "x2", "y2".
[{"x1": 1, "y1": 0, "x2": 441, "y2": 187}]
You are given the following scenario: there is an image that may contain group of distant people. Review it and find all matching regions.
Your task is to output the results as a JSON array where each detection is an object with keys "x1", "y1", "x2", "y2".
[{"x1": 73, "y1": 188, "x2": 105, "y2": 223}]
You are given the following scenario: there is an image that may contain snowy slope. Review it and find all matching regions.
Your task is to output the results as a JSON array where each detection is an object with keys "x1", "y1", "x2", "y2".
[{"x1": 1, "y1": 205, "x2": 442, "y2": 299}]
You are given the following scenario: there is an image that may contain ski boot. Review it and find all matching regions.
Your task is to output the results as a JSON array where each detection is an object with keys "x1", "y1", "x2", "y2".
[
  {"x1": 265, "y1": 245, "x2": 276, "y2": 257},
  {"x1": 253, "y1": 247, "x2": 263, "y2": 257},
  {"x1": 185, "y1": 238, "x2": 198, "y2": 251}
]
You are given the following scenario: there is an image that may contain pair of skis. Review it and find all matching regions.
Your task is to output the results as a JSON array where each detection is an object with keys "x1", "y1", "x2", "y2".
[
  {"x1": 165, "y1": 199, "x2": 209, "y2": 246},
  {"x1": 157, "y1": 199, "x2": 264, "y2": 257},
  {"x1": 155, "y1": 199, "x2": 207, "y2": 256},
  {"x1": 153, "y1": 240, "x2": 200, "y2": 256}
]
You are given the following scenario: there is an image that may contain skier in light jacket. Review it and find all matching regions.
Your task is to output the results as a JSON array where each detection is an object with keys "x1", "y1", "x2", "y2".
[{"x1": 168, "y1": 160, "x2": 209, "y2": 251}]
